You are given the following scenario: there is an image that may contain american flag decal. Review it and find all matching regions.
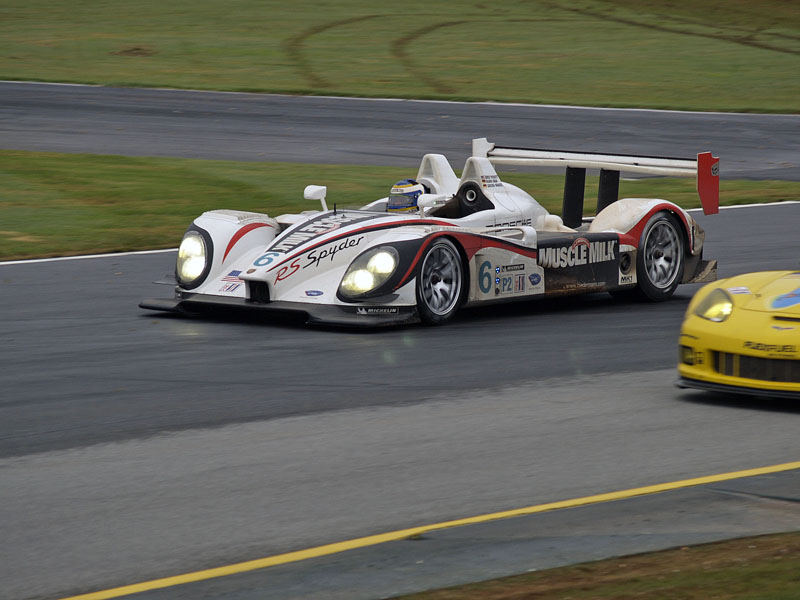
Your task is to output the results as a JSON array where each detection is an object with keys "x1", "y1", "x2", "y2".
[{"x1": 222, "y1": 270, "x2": 243, "y2": 282}]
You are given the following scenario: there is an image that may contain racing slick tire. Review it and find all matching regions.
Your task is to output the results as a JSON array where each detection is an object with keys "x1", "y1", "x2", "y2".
[
  {"x1": 635, "y1": 211, "x2": 685, "y2": 301},
  {"x1": 416, "y1": 238, "x2": 464, "y2": 325}
]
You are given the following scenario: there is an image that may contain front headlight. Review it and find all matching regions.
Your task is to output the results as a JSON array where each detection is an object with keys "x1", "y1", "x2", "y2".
[
  {"x1": 176, "y1": 231, "x2": 207, "y2": 286},
  {"x1": 694, "y1": 288, "x2": 733, "y2": 322},
  {"x1": 339, "y1": 247, "x2": 399, "y2": 298}
]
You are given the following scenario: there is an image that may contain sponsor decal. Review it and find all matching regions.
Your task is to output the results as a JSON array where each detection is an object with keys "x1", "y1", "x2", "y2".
[
  {"x1": 270, "y1": 213, "x2": 374, "y2": 254},
  {"x1": 743, "y1": 341, "x2": 796, "y2": 353},
  {"x1": 493, "y1": 218, "x2": 532, "y2": 228},
  {"x1": 219, "y1": 282, "x2": 241, "y2": 293},
  {"x1": 495, "y1": 273, "x2": 525, "y2": 295},
  {"x1": 772, "y1": 287, "x2": 800, "y2": 309},
  {"x1": 564, "y1": 281, "x2": 605, "y2": 291},
  {"x1": 711, "y1": 163, "x2": 719, "y2": 176},
  {"x1": 538, "y1": 238, "x2": 616, "y2": 269},
  {"x1": 356, "y1": 307, "x2": 399, "y2": 315},
  {"x1": 500, "y1": 264, "x2": 524, "y2": 273},
  {"x1": 275, "y1": 258, "x2": 301, "y2": 283},
  {"x1": 221, "y1": 270, "x2": 243, "y2": 282},
  {"x1": 529, "y1": 273, "x2": 541, "y2": 286},
  {"x1": 620, "y1": 274, "x2": 635, "y2": 284},
  {"x1": 305, "y1": 290, "x2": 323, "y2": 297},
  {"x1": 272, "y1": 236, "x2": 366, "y2": 284},
  {"x1": 727, "y1": 286, "x2": 751, "y2": 295},
  {"x1": 303, "y1": 236, "x2": 364, "y2": 269},
  {"x1": 480, "y1": 174, "x2": 503, "y2": 189}
]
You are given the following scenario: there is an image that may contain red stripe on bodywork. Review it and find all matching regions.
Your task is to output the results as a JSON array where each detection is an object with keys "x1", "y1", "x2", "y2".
[
  {"x1": 393, "y1": 232, "x2": 538, "y2": 291},
  {"x1": 223, "y1": 222, "x2": 273, "y2": 261},
  {"x1": 266, "y1": 218, "x2": 456, "y2": 272},
  {"x1": 623, "y1": 204, "x2": 691, "y2": 247}
]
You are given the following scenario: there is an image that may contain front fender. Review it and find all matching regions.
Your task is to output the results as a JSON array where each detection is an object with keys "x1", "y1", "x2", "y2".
[
  {"x1": 252, "y1": 228, "x2": 427, "y2": 305},
  {"x1": 180, "y1": 210, "x2": 279, "y2": 295}
]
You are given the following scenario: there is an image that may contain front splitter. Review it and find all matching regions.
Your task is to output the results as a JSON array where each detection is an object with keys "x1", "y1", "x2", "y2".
[
  {"x1": 139, "y1": 294, "x2": 419, "y2": 327},
  {"x1": 676, "y1": 376, "x2": 800, "y2": 400}
]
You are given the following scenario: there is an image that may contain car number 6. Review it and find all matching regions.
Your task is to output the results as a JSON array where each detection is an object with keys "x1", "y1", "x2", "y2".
[
  {"x1": 479, "y1": 261, "x2": 492, "y2": 294},
  {"x1": 254, "y1": 252, "x2": 281, "y2": 267}
]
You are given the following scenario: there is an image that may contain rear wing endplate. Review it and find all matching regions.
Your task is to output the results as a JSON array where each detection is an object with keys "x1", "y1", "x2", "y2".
[{"x1": 472, "y1": 138, "x2": 719, "y2": 226}]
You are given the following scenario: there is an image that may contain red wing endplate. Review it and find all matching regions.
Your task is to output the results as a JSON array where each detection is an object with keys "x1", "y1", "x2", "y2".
[{"x1": 697, "y1": 152, "x2": 720, "y2": 216}]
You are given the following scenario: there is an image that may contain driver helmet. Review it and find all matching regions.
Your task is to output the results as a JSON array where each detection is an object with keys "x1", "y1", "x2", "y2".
[{"x1": 387, "y1": 179, "x2": 427, "y2": 213}]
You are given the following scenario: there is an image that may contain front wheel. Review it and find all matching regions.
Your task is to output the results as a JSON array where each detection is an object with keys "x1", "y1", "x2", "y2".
[
  {"x1": 416, "y1": 239, "x2": 464, "y2": 325},
  {"x1": 635, "y1": 212, "x2": 685, "y2": 301}
]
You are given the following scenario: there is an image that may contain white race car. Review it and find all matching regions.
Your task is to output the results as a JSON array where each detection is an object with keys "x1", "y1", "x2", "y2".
[{"x1": 140, "y1": 138, "x2": 720, "y2": 326}]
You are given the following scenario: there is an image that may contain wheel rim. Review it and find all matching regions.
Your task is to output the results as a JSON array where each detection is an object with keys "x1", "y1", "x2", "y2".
[
  {"x1": 643, "y1": 220, "x2": 681, "y2": 289},
  {"x1": 421, "y1": 243, "x2": 462, "y2": 316}
]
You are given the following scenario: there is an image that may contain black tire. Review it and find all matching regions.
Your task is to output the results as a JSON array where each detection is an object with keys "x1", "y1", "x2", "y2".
[
  {"x1": 416, "y1": 239, "x2": 464, "y2": 325},
  {"x1": 635, "y1": 212, "x2": 685, "y2": 301}
]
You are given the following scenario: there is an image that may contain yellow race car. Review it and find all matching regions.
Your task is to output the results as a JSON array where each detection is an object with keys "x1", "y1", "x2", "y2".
[{"x1": 678, "y1": 271, "x2": 800, "y2": 399}]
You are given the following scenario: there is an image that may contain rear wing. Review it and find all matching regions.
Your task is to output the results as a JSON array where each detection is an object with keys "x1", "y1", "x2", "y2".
[{"x1": 472, "y1": 138, "x2": 719, "y2": 228}]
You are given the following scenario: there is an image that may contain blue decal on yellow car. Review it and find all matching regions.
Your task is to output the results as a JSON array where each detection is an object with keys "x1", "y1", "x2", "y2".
[{"x1": 772, "y1": 287, "x2": 800, "y2": 309}]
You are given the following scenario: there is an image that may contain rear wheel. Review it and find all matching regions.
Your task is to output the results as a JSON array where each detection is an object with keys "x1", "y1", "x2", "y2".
[
  {"x1": 416, "y1": 239, "x2": 464, "y2": 325},
  {"x1": 636, "y1": 212, "x2": 685, "y2": 301}
]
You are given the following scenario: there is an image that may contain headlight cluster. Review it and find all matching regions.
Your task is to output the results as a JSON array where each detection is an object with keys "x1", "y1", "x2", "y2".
[
  {"x1": 176, "y1": 231, "x2": 208, "y2": 286},
  {"x1": 694, "y1": 288, "x2": 733, "y2": 322},
  {"x1": 339, "y1": 247, "x2": 399, "y2": 298}
]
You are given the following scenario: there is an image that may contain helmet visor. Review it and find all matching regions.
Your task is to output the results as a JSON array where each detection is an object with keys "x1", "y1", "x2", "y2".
[
  {"x1": 387, "y1": 191, "x2": 419, "y2": 212},
  {"x1": 387, "y1": 181, "x2": 424, "y2": 212}
]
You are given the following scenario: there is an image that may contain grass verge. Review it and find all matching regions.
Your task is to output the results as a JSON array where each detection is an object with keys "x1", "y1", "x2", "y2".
[
  {"x1": 396, "y1": 532, "x2": 800, "y2": 600},
  {"x1": 3, "y1": 150, "x2": 800, "y2": 260},
  {"x1": 0, "y1": 0, "x2": 798, "y2": 112}
]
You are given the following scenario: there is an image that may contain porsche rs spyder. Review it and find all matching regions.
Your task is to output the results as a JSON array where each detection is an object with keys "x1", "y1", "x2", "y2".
[{"x1": 140, "y1": 138, "x2": 720, "y2": 327}]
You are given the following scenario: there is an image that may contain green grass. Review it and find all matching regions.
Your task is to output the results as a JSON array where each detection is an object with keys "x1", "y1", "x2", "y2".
[
  {"x1": 397, "y1": 532, "x2": 800, "y2": 600},
  {"x1": 2, "y1": 150, "x2": 799, "y2": 260},
  {"x1": 1, "y1": 0, "x2": 798, "y2": 112}
]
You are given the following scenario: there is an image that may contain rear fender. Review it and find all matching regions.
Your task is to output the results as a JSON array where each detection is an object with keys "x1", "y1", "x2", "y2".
[{"x1": 589, "y1": 198, "x2": 696, "y2": 253}]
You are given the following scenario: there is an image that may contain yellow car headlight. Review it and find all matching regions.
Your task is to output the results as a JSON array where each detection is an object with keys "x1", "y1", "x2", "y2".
[
  {"x1": 176, "y1": 231, "x2": 209, "y2": 287},
  {"x1": 339, "y1": 247, "x2": 399, "y2": 298},
  {"x1": 694, "y1": 288, "x2": 733, "y2": 322}
]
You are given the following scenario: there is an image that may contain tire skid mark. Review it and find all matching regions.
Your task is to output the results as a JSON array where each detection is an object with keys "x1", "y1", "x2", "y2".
[
  {"x1": 391, "y1": 21, "x2": 467, "y2": 94},
  {"x1": 666, "y1": 15, "x2": 800, "y2": 44},
  {"x1": 285, "y1": 16, "x2": 575, "y2": 96},
  {"x1": 710, "y1": 487, "x2": 800, "y2": 505},
  {"x1": 547, "y1": 1, "x2": 800, "y2": 56},
  {"x1": 281, "y1": 7, "x2": 796, "y2": 98},
  {"x1": 391, "y1": 17, "x2": 581, "y2": 94},
  {"x1": 282, "y1": 15, "x2": 382, "y2": 89}
]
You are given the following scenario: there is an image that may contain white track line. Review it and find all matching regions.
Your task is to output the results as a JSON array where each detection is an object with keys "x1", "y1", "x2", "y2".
[
  {"x1": 3, "y1": 80, "x2": 799, "y2": 118},
  {"x1": 687, "y1": 200, "x2": 800, "y2": 212},
  {"x1": 1, "y1": 201, "x2": 798, "y2": 267},
  {"x1": 0, "y1": 248, "x2": 176, "y2": 266}
]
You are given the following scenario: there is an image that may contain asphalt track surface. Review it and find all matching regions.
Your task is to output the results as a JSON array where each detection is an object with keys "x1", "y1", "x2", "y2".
[
  {"x1": 0, "y1": 83, "x2": 799, "y2": 599},
  {"x1": 2, "y1": 81, "x2": 800, "y2": 180}
]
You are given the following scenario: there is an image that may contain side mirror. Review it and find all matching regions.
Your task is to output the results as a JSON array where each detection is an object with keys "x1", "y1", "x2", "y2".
[
  {"x1": 304, "y1": 185, "x2": 328, "y2": 211},
  {"x1": 417, "y1": 193, "x2": 448, "y2": 214}
]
